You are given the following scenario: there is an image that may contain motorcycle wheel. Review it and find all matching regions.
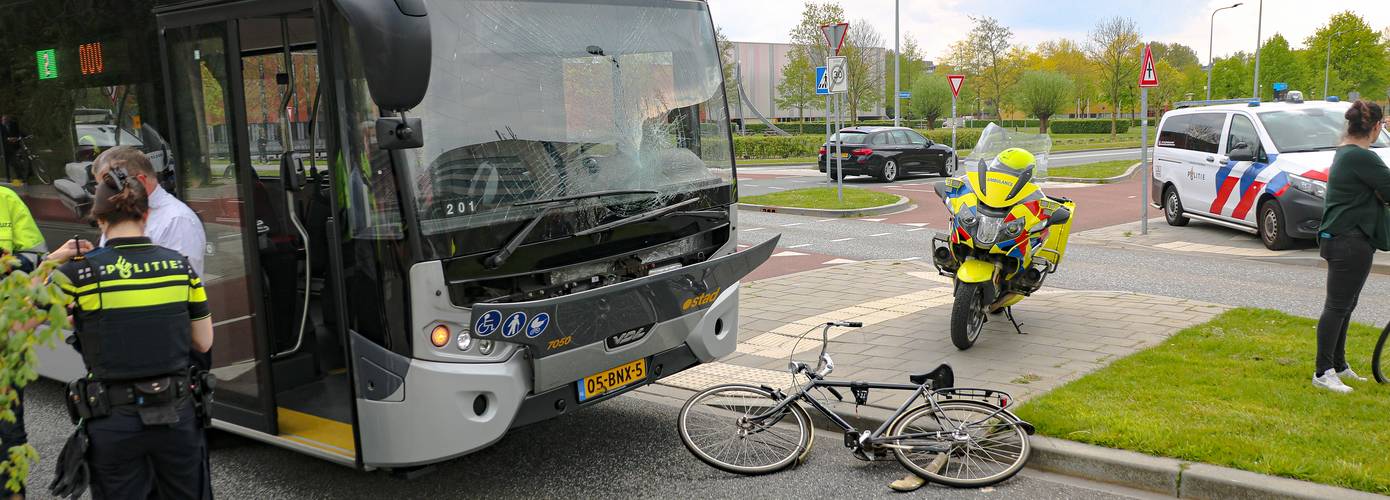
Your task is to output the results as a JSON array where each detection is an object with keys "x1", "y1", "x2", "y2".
[{"x1": 951, "y1": 282, "x2": 988, "y2": 350}]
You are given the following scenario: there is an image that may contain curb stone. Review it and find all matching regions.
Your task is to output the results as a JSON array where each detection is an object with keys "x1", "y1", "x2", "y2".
[
  {"x1": 736, "y1": 195, "x2": 909, "y2": 218},
  {"x1": 638, "y1": 382, "x2": 1389, "y2": 499},
  {"x1": 1049, "y1": 161, "x2": 1141, "y2": 184}
]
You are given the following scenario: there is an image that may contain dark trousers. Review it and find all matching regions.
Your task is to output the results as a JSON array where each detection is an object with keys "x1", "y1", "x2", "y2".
[
  {"x1": 87, "y1": 402, "x2": 211, "y2": 500},
  {"x1": 1316, "y1": 231, "x2": 1375, "y2": 376},
  {"x1": 0, "y1": 388, "x2": 24, "y2": 495}
]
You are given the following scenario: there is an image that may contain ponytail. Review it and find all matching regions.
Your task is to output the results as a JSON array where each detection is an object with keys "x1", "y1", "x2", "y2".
[
  {"x1": 90, "y1": 146, "x2": 151, "y2": 226},
  {"x1": 1345, "y1": 100, "x2": 1385, "y2": 139}
]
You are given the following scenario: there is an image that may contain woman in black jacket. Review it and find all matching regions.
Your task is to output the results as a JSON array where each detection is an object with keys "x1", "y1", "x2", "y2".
[{"x1": 1312, "y1": 100, "x2": 1389, "y2": 393}]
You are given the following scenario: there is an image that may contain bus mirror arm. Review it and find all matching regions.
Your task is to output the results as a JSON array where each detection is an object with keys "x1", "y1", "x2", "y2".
[{"x1": 376, "y1": 116, "x2": 424, "y2": 150}]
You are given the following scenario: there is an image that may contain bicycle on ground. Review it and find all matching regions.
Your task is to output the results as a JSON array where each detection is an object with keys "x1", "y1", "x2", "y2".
[
  {"x1": 7, "y1": 135, "x2": 50, "y2": 184},
  {"x1": 677, "y1": 320, "x2": 1035, "y2": 488},
  {"x1": 1374, "y1": 323, "x2": 1390, "y2": 383}
]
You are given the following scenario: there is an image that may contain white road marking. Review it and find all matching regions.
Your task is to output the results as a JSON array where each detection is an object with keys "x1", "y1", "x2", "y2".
[
  {"x1": 831, "y1": 237, "x2": 854, "y2": 242},
  {"x1": 861, "y1": 218, "x2": 886, "y2": 222},
  {"x1": 772, "y1": 251, "x2": 809, "y2": 257},
  {"x1": 788, "y1": 244, "x2": 813, "y2": 248},
  {"x1": 768, "y1": 186, "x2": 788, "y2": 190},
  {"x1": 781, "y1": 222, "x2": 804, "y2": 227},
  {"x1": 744, "y1": 227, "x2": 765, "y2": 232},
  {"x1": 906, "y1": 228, "x2": 928, "y2": 232},
  {"x1": 901, "y1": 256, "x2": 922, "y2": 261},
  {"x1": 902, "y1": 222, "x2": 929, "y2": 227},
  {"x1": 869, "y1": 232, "x2": 893, "y2": 237},
  {"x1": 822, "y1": 258, "x2": 859, "y2": 265},
  {"x1": 816, "y1": 218, "x2": 836, "y2": 222}
]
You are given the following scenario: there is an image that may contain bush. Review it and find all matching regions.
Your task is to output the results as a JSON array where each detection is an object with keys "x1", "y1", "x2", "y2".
[
  {"x1": 964, "y1": 119, "x2": 1040, "y2": 128},
  {"x1": 1049, "y1": 119, "x2": 1130, "y2": 134},
  {"x1": 922, "y1": 128, "x2": 982, "y2": 150},
  {"x1": 733, "y1": 135, "x2": 825, "y2": 159}
]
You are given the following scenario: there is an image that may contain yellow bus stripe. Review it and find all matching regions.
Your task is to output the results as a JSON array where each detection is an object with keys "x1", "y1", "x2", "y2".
[{"x1": 276, "y1": 407, "x2": 356, "y2": 458}]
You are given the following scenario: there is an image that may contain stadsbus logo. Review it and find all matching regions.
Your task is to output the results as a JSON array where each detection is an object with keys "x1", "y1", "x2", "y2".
[{"x1": 682, "y1": 288, "x2": 721, "y2": 311}]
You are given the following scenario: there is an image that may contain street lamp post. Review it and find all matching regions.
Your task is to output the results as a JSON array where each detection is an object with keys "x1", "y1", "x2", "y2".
[
  {"x1": 893, "y1": 0, "x2": 900, "y2": 127},
  {"x1": 1324, "y1": 29, "x2": 1349, "y2": 99},
  {"x1": 1207, "y1": 3, "x2": 1243, "y2": 101},
  {"x1": 1252, "y1": 0, "x2": 1263, "y2": 99}
]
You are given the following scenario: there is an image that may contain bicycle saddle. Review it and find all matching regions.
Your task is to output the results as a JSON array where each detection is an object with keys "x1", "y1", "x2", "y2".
[{"x1": 909, "y1": 364, "x2": 955, "y2": 389}]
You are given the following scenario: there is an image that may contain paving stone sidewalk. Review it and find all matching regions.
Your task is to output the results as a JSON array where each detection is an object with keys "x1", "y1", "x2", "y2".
[{"x1": 659, "y1": 260, "x2": 1227, "y2": 410}]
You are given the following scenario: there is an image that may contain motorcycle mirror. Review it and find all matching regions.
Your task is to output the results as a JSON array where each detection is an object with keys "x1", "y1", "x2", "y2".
[
  {"x1": 933, "y1": 182, "x2": 948, "y2": 200},
  {"x1": 1049, "y1": 206, "x2": 1072, "y2": 225}
]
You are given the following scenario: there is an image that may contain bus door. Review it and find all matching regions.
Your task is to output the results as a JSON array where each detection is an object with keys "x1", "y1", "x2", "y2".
[{"x1": 159, "y1": 1, "x2": 360, "y2": 466}]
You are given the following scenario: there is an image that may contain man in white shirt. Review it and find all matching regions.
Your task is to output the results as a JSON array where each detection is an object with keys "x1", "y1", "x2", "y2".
[{"x1": 85, "y1": 147, "x2": 206, "y2": 276}]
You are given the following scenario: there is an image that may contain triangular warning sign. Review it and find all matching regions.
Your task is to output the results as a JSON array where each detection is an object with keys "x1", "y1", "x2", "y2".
[
  {"x1": 1138, "y1": 44, "x2": 1158, "y2": 87},
  {"x1": 947, "y1": 74, "x2": 965, "y2": 97},
  {"x1": 820, "y1": 23, "x2": 849, "y2": 56}
]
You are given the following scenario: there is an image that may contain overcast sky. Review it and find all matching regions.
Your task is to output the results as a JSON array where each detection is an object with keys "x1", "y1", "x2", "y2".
[{"x1": 708, "y1": 0, "x2": 1386, "y2": 63}]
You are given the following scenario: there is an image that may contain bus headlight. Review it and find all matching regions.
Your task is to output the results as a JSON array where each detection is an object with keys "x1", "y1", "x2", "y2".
[{"x1": 456, "y1": 331, "x2": 473, "y2": 351}]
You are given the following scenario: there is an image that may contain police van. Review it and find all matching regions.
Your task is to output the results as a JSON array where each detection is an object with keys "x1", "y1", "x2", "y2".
[{"x1": 1152, "y1": 96, "x2": 1390, "y2": 249}]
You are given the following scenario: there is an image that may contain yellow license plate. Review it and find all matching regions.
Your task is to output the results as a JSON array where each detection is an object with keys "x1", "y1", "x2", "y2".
[
  {"x1": 840, "y1": 152, "x2": 850, "y2": 158},
  {"x1": 578, "y1": 358, "x2": 647, "y2": 402}
]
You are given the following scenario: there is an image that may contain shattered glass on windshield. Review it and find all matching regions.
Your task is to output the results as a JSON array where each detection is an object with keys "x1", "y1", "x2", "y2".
[{"x1": 406, "y1": 0, "x2": 732, "y2": 236}]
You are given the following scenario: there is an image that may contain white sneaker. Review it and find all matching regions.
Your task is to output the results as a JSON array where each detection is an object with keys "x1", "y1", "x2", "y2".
[
  {"x1": 1312, "y1": 369, "x2": 1353, "y2": 393},
  {"x1": 1338, "y1": 368, "x2": 1368, "y2": 382}
]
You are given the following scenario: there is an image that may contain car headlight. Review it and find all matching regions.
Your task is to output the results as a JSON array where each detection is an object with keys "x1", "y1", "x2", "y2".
[
  {"x1": 1289, "y1": 173, "x2": 1326, "y2": 198},
  {"x1": 974, "y1": 215, "x2": 1005, "y2": 245}
]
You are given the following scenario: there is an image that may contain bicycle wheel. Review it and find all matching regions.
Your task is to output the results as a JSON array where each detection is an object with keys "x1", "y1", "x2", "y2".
[
  {"x1": 888, "y1": 401, "x2": 1030, "y2": 488},
  {"x1": 1374, "y1": 323, "x2": 1390, "y2": 383},
  {"x1": 29, "y1": 157, "x2": 50, "y2": 184},
  {"x1": 677, "y1": 384, "x2": 812, "y2": 475}
]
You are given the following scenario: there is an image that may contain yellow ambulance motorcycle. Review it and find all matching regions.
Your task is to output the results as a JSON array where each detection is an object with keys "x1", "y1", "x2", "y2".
[{"x1": 931, "y1": 146, "x2": 1076, "y2": 350}]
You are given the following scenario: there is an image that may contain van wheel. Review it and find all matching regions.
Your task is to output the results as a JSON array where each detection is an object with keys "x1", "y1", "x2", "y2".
[
  {"x1": 1259, "y1": 200, "x2": 1294, "y2": 250},
  {"x1": 1163, "y1": 186, "x2": 1189, "y2": 226}
]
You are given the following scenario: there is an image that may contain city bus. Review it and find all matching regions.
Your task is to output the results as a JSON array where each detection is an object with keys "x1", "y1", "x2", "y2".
[{"x1": 1, "y1": 0, "x2": 770, "y2": 470}]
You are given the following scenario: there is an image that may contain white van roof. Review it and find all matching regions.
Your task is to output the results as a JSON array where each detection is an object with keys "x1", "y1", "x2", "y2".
[{"x1": 1165, "y1": 100, "x2": 1348, "y2": 116}]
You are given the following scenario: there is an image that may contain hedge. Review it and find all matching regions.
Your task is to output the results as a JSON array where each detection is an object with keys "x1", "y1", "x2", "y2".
[
  {"x1": 1049, "y1": 119, "x2": 1130, "y2": 134},
  {"x1": 733, "y1": 129, "x2": 983, "y2": 159}
]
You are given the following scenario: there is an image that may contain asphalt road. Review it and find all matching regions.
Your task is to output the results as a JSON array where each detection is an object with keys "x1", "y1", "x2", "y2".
[{"x1": 19, "y1": 380, "x2": 1159, "y2": 499}]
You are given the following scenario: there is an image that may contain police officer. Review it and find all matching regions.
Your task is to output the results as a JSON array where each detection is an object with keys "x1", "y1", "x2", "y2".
[{"x1": 53, "y1": 148, "x2": 213, "y2": 499}]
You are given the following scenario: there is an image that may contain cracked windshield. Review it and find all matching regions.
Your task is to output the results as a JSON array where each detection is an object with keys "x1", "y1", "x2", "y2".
[{"x1": 406, "y1": 0, "x2": 731, "y2": 236}]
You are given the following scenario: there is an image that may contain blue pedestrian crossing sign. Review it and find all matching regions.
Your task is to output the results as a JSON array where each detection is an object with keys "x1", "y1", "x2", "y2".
[{"x1": 815, "y1": 66, "x2": 829, "y2": 95}]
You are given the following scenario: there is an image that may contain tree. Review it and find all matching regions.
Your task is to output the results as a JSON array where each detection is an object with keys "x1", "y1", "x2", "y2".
[
  {"x1": 909, "y1": 75, "x2": 953, "y2": 128},
  {"x1": 1015, "y1": 71, "x2": 1073, "y2": 132},
  {"x1": 964, "y1": 16, "x2": 1017, "y2": 119},
  {"x1": 1210, "y1": 53, "x2": 1252, "y2": 99},
  {"x1": 789, "y1": 2, "x2": 847, "y2": 62},
  {"x1": 1303, "y1": 11, "x2": 1389, "y2": 100},
  {"x1": 884, "y1": 34, "x2": 928, "y2": 116},
  {"x1": 715, "y1": 27, "x2": 740, "y2": 114},
  {"x1": 1036, "y1": 38, "x2": 1097, "y2": 116},
  {"x1": 1254, "y1": 34, "x2": 1304, "y2": 100},
  {"x1": 1086, "y1": 16, "x2": 1142, "y2": 137},
  {"x1": 0, "y1": 257, "x2": 71, "y2": 494},
  {"x1": 1148, "y1": 42, "x2": 1200, "y2": 70},
  {"x1": 775, "y1": 50, "x2": 818, "y2": 122},
  {"x1": 842, "y1": 18, "x2": 885, "y2": 122}
]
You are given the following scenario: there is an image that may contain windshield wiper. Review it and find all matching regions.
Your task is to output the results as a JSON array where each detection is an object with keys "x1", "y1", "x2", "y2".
[
  {"x1": 574, "y1": 198, "x2": 700, "y2": 237},
  {"x1": 485, "y1": 189, "x2": 659, "y2": 268}
]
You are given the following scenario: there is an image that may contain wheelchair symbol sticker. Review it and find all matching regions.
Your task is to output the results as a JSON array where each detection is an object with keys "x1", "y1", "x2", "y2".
[
  {"x1": 526, "y1": 313, "x2": 551, "y2": 338},
  {"x1": 475, "y1": 310, "x2": 502, "y2": 336},
  {"x1": 501, "y1": 312, "x2": 527, "y2": 338}
]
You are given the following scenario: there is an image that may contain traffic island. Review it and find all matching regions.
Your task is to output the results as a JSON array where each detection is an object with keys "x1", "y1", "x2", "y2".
[
  {"x1": 738, "y1": 187, "x2": 908, "y2": 218},
  {"x1": 1047, "y1": 160, "x2": 1141, "y2": 184},
  {"x1": 1016, "y1": 307, "x2": 1390, "y2": 497}
]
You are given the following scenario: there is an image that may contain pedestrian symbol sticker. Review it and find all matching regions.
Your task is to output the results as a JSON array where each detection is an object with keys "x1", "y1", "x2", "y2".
[
  {"x1": 526, "y1": 313, "x2": 551, "y2": 338},
  {"x1": 815, "y1": 66, "x2": 829, "y2": 95},
  {"x1": 475, "y1": 310, "x2": 503, "y2": 336},
  {"x1": 501, "y1": 312, "x2": 527, "y2": 338}
]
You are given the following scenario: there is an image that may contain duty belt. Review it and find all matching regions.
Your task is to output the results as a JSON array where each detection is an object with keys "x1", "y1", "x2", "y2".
[{"x1": 65, "y1": 374, "x2": 192, "y2": 425}]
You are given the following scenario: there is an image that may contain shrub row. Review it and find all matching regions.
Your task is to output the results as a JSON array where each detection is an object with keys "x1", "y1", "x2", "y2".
[
  {"x1": 1048, "y1": 119, "x2": 1130, "y2": 134},
  {"x1": 732, "y1": 128, "x2": 984, "y2": 159}
]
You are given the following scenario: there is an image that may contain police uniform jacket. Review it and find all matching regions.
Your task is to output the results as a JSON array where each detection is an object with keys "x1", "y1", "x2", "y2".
[{"x1": 54, "y1": 236, "x2": 209, "y2": 381}]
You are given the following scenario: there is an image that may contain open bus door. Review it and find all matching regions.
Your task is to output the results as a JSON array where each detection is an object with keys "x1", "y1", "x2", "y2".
[{"x1": 158, "y1": 1, "x2": 362, "y2": 467}]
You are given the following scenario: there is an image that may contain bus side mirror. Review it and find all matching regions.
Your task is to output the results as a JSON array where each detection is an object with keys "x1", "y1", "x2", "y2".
[{"x1": 333, "y1": 0, "x2": 432, "y2": 112}]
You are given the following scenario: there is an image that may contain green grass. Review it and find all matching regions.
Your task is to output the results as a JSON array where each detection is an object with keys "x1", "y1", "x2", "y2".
[
  {"x1": 739, "y1": 187, "x2": 900, "y2": 210},
  {"x1": 1048, "y1": 160, "x2": 1138, "y2": 179},
  {"x1": 1014, "y1": 308, "x2": 1390, "y2": 494}
]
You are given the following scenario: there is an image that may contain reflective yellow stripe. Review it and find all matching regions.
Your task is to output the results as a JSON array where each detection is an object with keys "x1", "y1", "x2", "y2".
[
  {"x1": 91, "y1": 285, "x2": 191, "y2": 310},
  {"x1": 190, "y1": 277, "x2": 202, "y2": 287},
  {"x1": 68, "y1": 274, "x2": 191, "y2": 295},
  {"x1": 189, "y1": 285, "x2": 207, "y2": 303}
]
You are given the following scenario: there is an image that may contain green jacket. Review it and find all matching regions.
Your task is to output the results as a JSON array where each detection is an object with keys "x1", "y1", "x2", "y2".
[
  {"x1": 1319, "y1": 145, "x2": 1390, "y2": 251},
  {"x1": 0, "y1": 186, "x2": 46, "y2": 271}
]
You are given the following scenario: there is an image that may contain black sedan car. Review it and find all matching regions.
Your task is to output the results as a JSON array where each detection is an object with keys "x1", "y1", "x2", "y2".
[{"x1": 818, "y1": 126, "x2": 957, "y2": 182}]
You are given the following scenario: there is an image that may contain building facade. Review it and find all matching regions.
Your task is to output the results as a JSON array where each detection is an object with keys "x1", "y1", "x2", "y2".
[{"x1": 729, "y1": 41, "x2": 886, "y2": 122}]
